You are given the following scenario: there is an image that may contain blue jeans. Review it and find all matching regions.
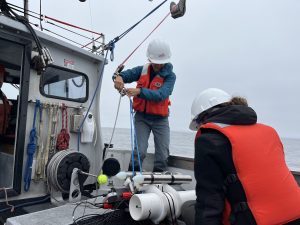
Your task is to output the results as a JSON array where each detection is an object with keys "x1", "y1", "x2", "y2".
[{"x1": 131, "y1": 112, "x2": 170, "y2": 172}]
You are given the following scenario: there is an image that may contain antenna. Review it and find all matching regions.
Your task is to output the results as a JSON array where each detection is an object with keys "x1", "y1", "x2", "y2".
[{"x1": 24, "y1": 0, "x2": 29, "y2": 19}]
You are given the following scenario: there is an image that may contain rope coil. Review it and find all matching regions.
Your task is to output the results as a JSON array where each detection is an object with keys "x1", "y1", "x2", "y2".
[
  {"x1": 24, "y1": 100, "x2": 42, "y2": 191},
  {"x1": 56, "y1": 103, "x2": 70, "y2": 150},
  {"x1": 47, "y1": 150, "x2": 90, "y2": 193}
]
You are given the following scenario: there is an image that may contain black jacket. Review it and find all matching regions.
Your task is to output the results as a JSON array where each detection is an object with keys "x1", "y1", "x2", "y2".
[
  {"x1": 194, "y1": 105, "x2": 300, "y2": 225},
  {"x1": 194, "y1": 105, "x2": 258, "y2": 225}
]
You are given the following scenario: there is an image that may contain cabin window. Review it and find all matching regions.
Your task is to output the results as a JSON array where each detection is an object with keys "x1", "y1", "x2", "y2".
[{"x1": 40, "y1": 65, "x2": 88, "y2": 102}]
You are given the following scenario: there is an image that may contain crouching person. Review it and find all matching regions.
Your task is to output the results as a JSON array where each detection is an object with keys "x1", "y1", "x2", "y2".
[{"x1": 182, "y1": 88, "x2": 300, "y2": 225}]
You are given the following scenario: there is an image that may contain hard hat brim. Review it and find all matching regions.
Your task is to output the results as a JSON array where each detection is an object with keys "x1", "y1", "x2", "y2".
[
  {"x1": 189, "y1": 119, "x2": 198, "y2": 131},
  {"x1": 148, "y1": 58, "x2": 170, "y2": 64}
]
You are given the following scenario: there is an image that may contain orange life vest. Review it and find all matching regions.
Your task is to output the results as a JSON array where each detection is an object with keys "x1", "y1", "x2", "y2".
[
  {"x1": 0, "y1": 91, "x2": 11, "y2": 136},
  {"x1": 198, "y1": 122, "x2": 300, "y2": 225},
  {"x1": 133, "y1": 64, "x2": 169, "y2": 117},
  {"x1": 0, "y1": 65, "x2": 11, "y2": 136}
]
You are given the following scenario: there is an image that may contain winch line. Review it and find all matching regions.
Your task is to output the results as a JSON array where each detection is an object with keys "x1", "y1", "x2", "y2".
[
  {"x1": 105, "y1": 0, "x2": 168, "y2": 61},
  {"x1": 110, "y1": 0, "x2": 167, "y2": 44},
  {"x1": 86, "y1": 0, "x2": 95, "y2": 48},
  {"x1": 77, "y1": 50, "x2": 109, "y2": 152},
  {"x1": 104, "y1": 94, "x2": 122, "y2": 161},
  {"x1": 120, "y1": 11, "x2": 170, "y2": 67},
  {"x1": 129, "y1": 98, "x2": 143, "y2": 174}
]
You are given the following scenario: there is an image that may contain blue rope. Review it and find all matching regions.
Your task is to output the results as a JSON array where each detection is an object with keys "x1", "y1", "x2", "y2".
[
  {"x1": 129, "y1": 99, "x2": 135, "y2": 176},
  {"x1": 24, "y1": 100, "x2": 41, "y2": 192},
  {"x1": 129, "y1": 98, "x2": 142, "y2": 175}
]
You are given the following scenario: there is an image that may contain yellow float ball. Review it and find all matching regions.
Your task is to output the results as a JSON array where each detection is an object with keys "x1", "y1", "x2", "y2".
[{"x1": 97, "y1": 174, "x2": 108, "y2": 185}]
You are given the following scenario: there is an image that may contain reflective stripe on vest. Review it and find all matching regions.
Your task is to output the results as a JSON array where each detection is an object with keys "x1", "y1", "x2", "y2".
[
  {"x1": 199, "y1": 122, "x2": 300, "y2": 225},
  {"x1": 132, "y1": 64, "x2": 169, "y2": 116}
]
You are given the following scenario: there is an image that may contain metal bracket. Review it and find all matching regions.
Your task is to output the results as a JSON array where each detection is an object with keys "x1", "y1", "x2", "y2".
[{"x1": 69, "y1": 168, "x2": 82, "y2": 203}]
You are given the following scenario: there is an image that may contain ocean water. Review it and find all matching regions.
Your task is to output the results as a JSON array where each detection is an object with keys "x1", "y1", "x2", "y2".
[{"x1": 101, "y1": 127, "x2": 300, "y2": 171}]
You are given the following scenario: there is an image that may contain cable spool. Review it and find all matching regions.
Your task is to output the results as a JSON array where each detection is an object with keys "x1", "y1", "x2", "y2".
[{"x1": 47, "y1": 150, "x2": 90, "y2": 193}]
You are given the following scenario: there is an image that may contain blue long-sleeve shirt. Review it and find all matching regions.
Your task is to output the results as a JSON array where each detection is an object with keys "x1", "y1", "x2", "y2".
[{"x1": 119, "y1": 63, "x2": 176, "y2": 102}]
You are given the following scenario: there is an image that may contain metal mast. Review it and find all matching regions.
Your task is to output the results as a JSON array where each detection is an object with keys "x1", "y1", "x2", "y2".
[{"x1": 24, "y1": 0, "x2": 28, "y2": 19}]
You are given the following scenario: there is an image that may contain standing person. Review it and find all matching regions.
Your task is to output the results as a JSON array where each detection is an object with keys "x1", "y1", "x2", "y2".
[
  {"x1": 182, "y1": 88, "x2": 300, "y2": 225},
  {"x1": 113, "y1": 39, "x2": 176, "y2": 172}
]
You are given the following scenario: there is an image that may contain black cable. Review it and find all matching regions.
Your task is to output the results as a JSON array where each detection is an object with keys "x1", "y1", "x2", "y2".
[
  {"x1": 109, "y1": 0, "x2": 167, "y2": 46},
  {"x1": 72, "y1": 201, "x2": 105, "y2": 225},
  {"x1": 100, "y1": 199, "x2": 127, "y2": 224},
  {"x1": 8, "y1": 5, "x2": 40, "y2": 20},
  {"x1": 73, "y1": 213, "x2": 105, "y2": 225},
  {"x1": 164, "y1": 192, "x2": 178, "y2": 225},
  {"x1": 6, "y1": 6, "x2": 43, "y2": 55},
  {"x1": 162, "y1": 192, "x2": 175, "y2": 225},
  {"x1": 8, "y1": 2, "x2": 39, "y2": 16},
  {"x1": 72, "y1": 199, "x2": 126, "y2": 225}
]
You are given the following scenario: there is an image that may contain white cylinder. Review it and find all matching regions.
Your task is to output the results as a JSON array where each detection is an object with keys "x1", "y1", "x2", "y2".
[
  {"x1": 178, "y1": 190, "x2": 196, "y2": 203},
  {"x1": 129, "y1": 186, "x2": 196, "y2": 224},
  {"x1": 81, "y1": 112, "x2": 95, "y2": 143},
  {"x1": 129, "y1": 193, "x2": 166, "y2": 223},
  {"x1": 177, "y1": 190, "x2": 196, "y2": 212}
]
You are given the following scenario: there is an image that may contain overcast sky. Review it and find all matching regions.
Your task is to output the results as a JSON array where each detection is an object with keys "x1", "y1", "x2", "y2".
[{"x1": 9, "y1": 0, "x2": 300, "y2": 138}]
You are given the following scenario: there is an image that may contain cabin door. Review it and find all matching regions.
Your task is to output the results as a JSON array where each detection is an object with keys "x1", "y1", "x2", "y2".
[{"x1": 0, "y1": 35, "x2": 30, "y2": 198}]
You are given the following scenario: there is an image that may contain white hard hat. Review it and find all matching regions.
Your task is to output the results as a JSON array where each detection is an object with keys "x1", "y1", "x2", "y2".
[
  {"x1": 146, "y1": 39, "x2": 171, "y2": 64},
  {"x1": 189, "y1": 88, "x2": 231, "y2": 131}
]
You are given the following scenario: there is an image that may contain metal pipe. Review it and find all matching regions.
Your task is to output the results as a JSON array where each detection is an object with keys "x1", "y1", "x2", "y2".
[
  {"x1": 24, "y1": 0, "x2": 29, "y2": 19},
  {"x1": 78, "y1": 170, "x2": 97, "y2": 178},
  {"x1": 141, "y1": 174, "x2": 192, "y2": 184},
  {"x1": 119, "y1": 172, "x2": 192, "y2": 184}
]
